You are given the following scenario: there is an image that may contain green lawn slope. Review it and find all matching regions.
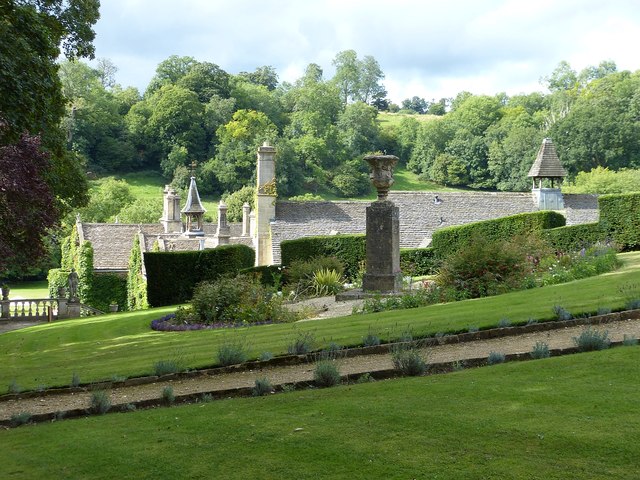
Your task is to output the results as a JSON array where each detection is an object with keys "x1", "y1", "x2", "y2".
[
  {"x1": 0, "y1": 346, "x2": 638, "y2": 479},
  {"x1": 1, "y1": 252, "x2": 639, "y2": 392}
]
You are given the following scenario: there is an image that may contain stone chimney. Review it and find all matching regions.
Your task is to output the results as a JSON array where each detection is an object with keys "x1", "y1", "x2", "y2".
[
  {"x1": 242, "y1": 202, "x2": 251, "y2": 237},
  {"x1": 255, "y1": 143, "x2": 276, "y2": 266},
  {"x1": 161, "y1": 185, "x2": 182, "y2": 233},
  {"x1": 215, "y1": 200, "x2": 230, "y2": 245}
]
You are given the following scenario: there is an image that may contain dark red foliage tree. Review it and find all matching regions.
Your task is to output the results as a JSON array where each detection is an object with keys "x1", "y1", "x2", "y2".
[{"x1": 0, "y1": 127, "x2": 59, "y2": 272}]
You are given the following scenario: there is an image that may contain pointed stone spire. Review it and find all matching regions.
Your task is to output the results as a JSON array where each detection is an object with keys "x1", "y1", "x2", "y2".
[{"x1": 181, "y1": 176, "x2": 206, "y2": 236}]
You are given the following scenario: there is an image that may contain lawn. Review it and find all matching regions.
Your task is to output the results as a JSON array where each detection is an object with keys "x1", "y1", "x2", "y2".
[
  {"x1": 0, "y1": 346, "x2": 638, "y2": 479},
  {"x1": 378, "y1": 111, "x2": 439, "y2": 128},
  {"x1": 3, "y1": 280, "x2": 49, "y2": 300},
  {"x1": 91, "y1": 170, "x2": 219, "y2": 219},
  {"x1": 1, "y1": 252, "x2": 639, "y2": 392}
]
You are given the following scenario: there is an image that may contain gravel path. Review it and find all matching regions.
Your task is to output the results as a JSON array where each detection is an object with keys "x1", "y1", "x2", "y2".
[{"x1": 2, "y1": 313, "x2": 639, "y2": 421}]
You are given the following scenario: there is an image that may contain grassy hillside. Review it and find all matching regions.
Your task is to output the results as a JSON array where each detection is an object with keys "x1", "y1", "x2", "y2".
[
  {"x1": 378, "y1": 111, "x2": 439, "y2": 127},
  {"x1": 1, "y1": 252, "x2": 638, "y2": 392},
  {"x1": 0, "y1": 346, "x2": 638, "y2": 479}
]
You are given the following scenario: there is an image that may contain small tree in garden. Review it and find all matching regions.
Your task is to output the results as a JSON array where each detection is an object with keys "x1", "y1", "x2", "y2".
[{"x1": 127, "y1": 235, "x2": 148, "y2": 310}]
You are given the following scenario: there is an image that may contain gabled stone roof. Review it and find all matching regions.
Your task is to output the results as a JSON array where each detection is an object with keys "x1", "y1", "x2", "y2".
[
  {"x1": 181, "y1": 177, "x2": 206, "y2": 214},
  {"x1": 528, "y1": 138, "x2": 567, "y2": 178}
]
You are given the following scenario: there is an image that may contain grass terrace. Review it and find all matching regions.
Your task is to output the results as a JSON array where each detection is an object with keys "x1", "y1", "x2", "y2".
[
  {"x1": 1, "y1": 252, "x2": 639, "y2": 392},
  {"x1": 0, "y1": 347, "x2": 638, "y2": 479}
]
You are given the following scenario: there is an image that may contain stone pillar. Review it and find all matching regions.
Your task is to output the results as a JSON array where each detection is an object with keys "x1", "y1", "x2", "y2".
[
  {"x1": 242, "y1": 202, "x2": 251, "y2": 237},
  {"x1": 255, "y1": 143, "x2": 276, "y2": 266},
  {"x1": 362, "y1": 155, "x2": 402, "y2": 293},
  {"x1": 57, "y1": 296, "x2": 68, "y2": 319},
  {"x1": 67, "y1": 300, "x2": 81, "y2": 318},
  {"x1": 215, "y1": 201, "x2": 231, "y2": 245},
  {"x1": 161, "y1": 185, "x2": 182, "y2": 233},
  {"x1": 0, "y1": 301, "x2": 9, "y2": 320}
]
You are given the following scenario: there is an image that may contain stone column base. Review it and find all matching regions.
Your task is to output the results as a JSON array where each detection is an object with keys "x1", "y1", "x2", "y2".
[{"x1": 362, "y1": 272, "x2": 403, "y2": 293}]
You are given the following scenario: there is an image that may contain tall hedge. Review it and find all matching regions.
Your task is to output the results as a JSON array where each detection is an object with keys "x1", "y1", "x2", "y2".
[
  {"x1": 599, "y1": 192, "x2": 640, "y2": 250},
  {"x1": 431, "y1": 211, "x2": 566, "y2": 259},
  {"x1": 280, "y1": 234, "x2": 366, "y2": 280},
  {"x1": 400, "y1": 247, "x2": 438, "y2": 276},
  {"x1": 144, "y1": 245, "x2": 255, "y2": 307},
  {"x1": 90, "y1": 274, "x2": 127, "y2": 313},
  {"x1": 543, "y1": 223, "x2": 603, "y2": 252}
]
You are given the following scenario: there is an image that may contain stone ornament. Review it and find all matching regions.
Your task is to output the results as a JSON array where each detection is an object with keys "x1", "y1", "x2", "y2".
[{"x1": 364, "y1": 154, "x2": 399, "y2": 201}]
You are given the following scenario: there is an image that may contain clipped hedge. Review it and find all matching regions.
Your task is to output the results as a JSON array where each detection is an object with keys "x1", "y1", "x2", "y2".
[
  {"x1": 145, "y1": 245, "x2": 255, "y2": 307},
  {"x1": 431, "y1": 211, "x2": 566, "y2": 259},
  {"x1": 280, "y1": 234, "x2": 366, "y2": 280},
  {"x1": 47, "y1": 268, "x2": 68, "y2": 298},
  {"x1": 400, "y1": 247, "x2": 438, "y2": 276},
  {"x1": 599, "y1": 192, "x2": 640, "y2": 250},
  {"x1": 239, "y1": 264, "x2": 286, "y2": 288},
  {"x1": 90, "y1": 274, "x2": 127, "y2": 313},
  {"x1": 543, "y1": 222, "x2": 603, "y2": 252}
]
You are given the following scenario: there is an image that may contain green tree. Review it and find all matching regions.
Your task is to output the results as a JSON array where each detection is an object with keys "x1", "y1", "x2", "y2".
[
  {"x1": 222, "y1": 186, "x2": 255, "y2": 222},
  {"x1": 332, "y1": 49, "x2": 361, "y2": 104},
  {"x1": 79, "y1": 178, "x2": 135, "y2": 223},
  {"x1": 359, "y1": 55, "x2": 386, "y2": 105},
  {"x1": 237, "y1": 65, "x2": 279, "y2": 91},
  {"x1": 177, "y1": 61, "x2": 231, "y2": 102},
  {"x1": 211, "y1": 110, "x2": 278, "y2": 191},
  {"x1": 337, "y1": 102, "x2": 379, "y2": 158},
  {"x1": 145, "y1": 55, "x2": 198, "y2": 96},
  {"x1": 563, "y1": 167, "x2": 640, "y2": 194}
]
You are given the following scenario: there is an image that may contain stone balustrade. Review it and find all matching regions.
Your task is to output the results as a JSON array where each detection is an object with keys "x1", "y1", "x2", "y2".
[{"x1": 1, "y1": 298, "x2": 58, "y2": 321}]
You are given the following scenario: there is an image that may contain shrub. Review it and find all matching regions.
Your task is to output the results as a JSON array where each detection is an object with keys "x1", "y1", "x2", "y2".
[
  {"x1": 252, "y1": 377, "x2": 273, "y2": 396},
  {"x1": 435, "y1": 235, "x2": 543, "y2": 299},
  {"x1": 259, "y1": 351, "x2": 274, "y2": 361},
  {"x1": 391, "y1": 346, "x2": 427, "y2": 376},
  {"x1": 10, "y1": 412, "x2": 32, "y2": 427},
  {"x1": 623, "y1": 335, "x2": 638, "y2": 346},
  {"x1": 153, "y1": 359, "x2": 182, "y2": 376},
  {"x1": 217, "y1": 337, "x2": 248, "y2": 366},
  {"x1": 71, "y1": 372, "x2": 81, "y2": 388},
  {"x1": 574, "y1": 328, "x2": 611, "y2": 351},
  {"x1": 497, "y1": 318, "x2": 511, "y2": 328},
  {"x1": 8, "y1": 379, "x2": 21, "y2": 394},
  {"x1": 190, "y1": 273, "x2": 295, "y2": 325},
  {"x1": 362, "y1": 329, "x2": 381, "y2": 347},
  {"x1": 311, "y1": 268, "x2": 344, "y2": 296},
  {"x1": 356, "y1": 373, "x2": 373, "y2": 383},
  {"x1": 145, "y1": 245, "x2": 255, "y2": 307},
  {"x1": 627, "y1": 299, "x2": 640, "y2": 310},
  {"x1": 487, "y1": 351, "x2": 506, "y2": 365},
  {"x1": 467, "y1": 326, "x2": 479, "y2": 333},
  {"x1": 597, "y1": 306, "x2": 612, "y2": 315},
  {"x1": 553, "y1": 305, "x2": 572, "y2": 321},
  {"x1": 127, "y1": 234, "x2": 148, "y2": 311},
  {"x1": 287, "y1": 330, "x2": 315, "y2": 355},
  {"x1": 313, "y1": 361, "x2": 341, "y2": 387},
  {"x1": 531, "y1": 341, "x2": 550, "y2": 359},
  {"x1": 89, "y1": 390, "x2": 111, "y2": 414},
  {"x1": 162, "y1": 386, "x2": 175, "y2": 405},
  {"x1": 281, "y1": 235, "x2": 365, "y2": 281},
  {"x1": 287, "y1": 256, "x2": 344, "y2": 293},
  {"x1": 240, "y1": 265, "x2": 286, "y2": 289},
  {"x1": 222, "y1": 185, "x2": 255, "y2": 222},
  {"x1": 431, "y1": 211, "x2": 565, "y2": 259}
]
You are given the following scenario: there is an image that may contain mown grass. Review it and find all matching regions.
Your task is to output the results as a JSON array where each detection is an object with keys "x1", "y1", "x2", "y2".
[
  {"x1": 378, "y1": 111, "x2": 438, "y2": 127},
  {"x1": 4, "y1": 280, "x2": 49, "y2": 299},
  {"x1": 91, "y1": 171, "x2": 219, "y2": 219},
  {"x1": 391, "y1": 163, "x2": 460, "y2": 192},
  {"x1": 1, "y1": 347, "x2": 638, "y2": 479},
  {"x1": 1, "y1": 252, "x2": 638, "y2": 392}
]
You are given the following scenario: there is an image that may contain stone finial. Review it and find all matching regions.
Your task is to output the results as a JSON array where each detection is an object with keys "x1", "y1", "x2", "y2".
[
  {"x1": 242, "y1": 202, "x2": 251, "y2": 237},
  {"x1": 364, "y1": 154, "x2": 399, "y2": 201}
]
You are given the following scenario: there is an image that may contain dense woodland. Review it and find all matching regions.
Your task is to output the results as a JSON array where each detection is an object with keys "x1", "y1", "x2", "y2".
[
  {"x1": 3, "y1": 0, "x2": 640, "y2": 279},
  {"x1": 61, "y1": 55, "x2": 640, "y2": 199}
]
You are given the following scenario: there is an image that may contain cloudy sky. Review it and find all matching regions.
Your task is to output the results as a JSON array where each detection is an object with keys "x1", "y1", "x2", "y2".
[{"x1": 91, "y1": 0, "x2": 640, "y2": 103}]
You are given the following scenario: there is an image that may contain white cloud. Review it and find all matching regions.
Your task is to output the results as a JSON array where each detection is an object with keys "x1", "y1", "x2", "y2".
[{"x1": 92, "y1": 0, "x2": 640, "y2": 102}]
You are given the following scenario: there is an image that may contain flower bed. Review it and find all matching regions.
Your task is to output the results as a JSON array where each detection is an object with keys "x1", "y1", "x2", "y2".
[{"x1": 150, "y1": 313, "x2": 273, "y2": 332}]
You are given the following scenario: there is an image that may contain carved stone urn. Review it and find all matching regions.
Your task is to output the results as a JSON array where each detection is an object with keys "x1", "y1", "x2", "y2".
[{"x1": 364, "y1": 154, "x2": 399, "y2": 201}]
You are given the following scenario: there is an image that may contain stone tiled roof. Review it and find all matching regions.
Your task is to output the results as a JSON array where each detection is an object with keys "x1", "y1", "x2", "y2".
[
  {"x1": 270, "y1": 191, "x2": 540, "y2": 263},
  {"x1": 563, "y1": 194, "x2": 599, "y2": 225},
  {"x1": 528, "y1": 138, "x2": 567, "y2": 178},
  {"x1": 80, "y1": 223, "x2": 162, "y2": 271}
]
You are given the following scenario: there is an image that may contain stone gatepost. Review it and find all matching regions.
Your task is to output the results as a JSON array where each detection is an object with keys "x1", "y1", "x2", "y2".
[
  {"x1": 255, "y1": 143, "x2": 276, "y2": 266},
  {"x1": 362, "y1": 155, "x2": 403, "y2": 293},
  {"x1": 215, "y1": 200, "x2": 231, "y2": 245},
  {"x1": 242, "y1": 202, "x2": 251, "y2": 237},
  {"x1": 161, "y1": 185, "x2": 182, "y2": 233}
]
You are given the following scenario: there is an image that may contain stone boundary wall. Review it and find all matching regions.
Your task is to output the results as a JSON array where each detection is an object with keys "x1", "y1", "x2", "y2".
[{"x1": 270, "y1": 191, "x2": 599, "y2": 264}]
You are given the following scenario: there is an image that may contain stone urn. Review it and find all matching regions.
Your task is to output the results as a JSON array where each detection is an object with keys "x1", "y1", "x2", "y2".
[
  {"x1": 109, "y1": 303, "x2": 119, "y2": 313},
  {"x1": 1, "y1": 284, "x2": 9, "y2": 301},
  {"x1": 364, "y1": 154, "x2": 399, "y2": 201}
]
